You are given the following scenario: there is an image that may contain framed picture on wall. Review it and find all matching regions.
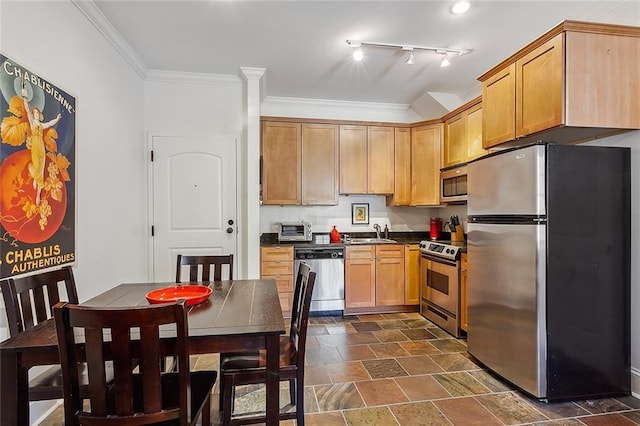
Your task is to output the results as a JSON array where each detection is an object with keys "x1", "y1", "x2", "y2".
[
  {"x1": 351, "y1": 203, "x2": 369, "y2": 225},
  {"x1": 0, "y1": 54, "x2": 77, "y2": 278}
]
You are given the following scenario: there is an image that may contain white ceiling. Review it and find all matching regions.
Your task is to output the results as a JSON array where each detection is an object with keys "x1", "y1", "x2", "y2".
[{"x1": 92, "y1": 0, "x2": 639, "y2": 112}]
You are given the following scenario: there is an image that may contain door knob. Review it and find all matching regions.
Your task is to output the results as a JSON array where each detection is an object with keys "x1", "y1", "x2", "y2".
[
  {"x1": 226, "y1": 227, "x2": 234, "y2": 234},
  {"x1": 228, "y1": 219, "x2": 234, "y2": 225}
]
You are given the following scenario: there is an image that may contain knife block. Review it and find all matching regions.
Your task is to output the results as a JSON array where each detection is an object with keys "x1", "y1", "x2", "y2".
[{"x1": 451, "y1": 225, "x2": 464, "y2": 242}]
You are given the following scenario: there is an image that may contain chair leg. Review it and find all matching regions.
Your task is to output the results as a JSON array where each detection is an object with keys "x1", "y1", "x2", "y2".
[
  {"x1": 219, "y1": 372, "x2": 225, "y2": 411},
  {"x1": 201, "y1": 393, "x2": 211, "y2": 425},
  {"x1": 296, "y1": 376, "x2": 304, "y2": 425},
  {"x1": 222, "y1": 374, "x2": 234, "y2": 425},
  {"x1": 289, "y1": 378, "x2": 296, "y2": 405}
]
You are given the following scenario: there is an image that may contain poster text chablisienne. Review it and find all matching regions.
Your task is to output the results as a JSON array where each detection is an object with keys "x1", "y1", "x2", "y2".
[{"x1": 0, "y1": 54, "x2": 76, "y2": 278}]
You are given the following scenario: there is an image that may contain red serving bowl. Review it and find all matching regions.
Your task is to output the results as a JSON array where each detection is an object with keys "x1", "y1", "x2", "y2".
[{"x1": 146, "y1": 285, "x2": 212, "y2": 306}]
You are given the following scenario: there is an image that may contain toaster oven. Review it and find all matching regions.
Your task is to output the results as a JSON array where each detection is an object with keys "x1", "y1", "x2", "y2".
[{"x1": 278, "y1": 222, "x2": 312, "y2": 242}]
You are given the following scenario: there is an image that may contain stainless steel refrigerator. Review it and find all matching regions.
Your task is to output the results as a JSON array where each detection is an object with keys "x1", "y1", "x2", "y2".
[{"x1": 467, "y1": 143, "x2": 630, "y2": 401}]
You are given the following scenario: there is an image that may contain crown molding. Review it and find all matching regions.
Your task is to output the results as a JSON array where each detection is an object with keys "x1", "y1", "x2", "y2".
[
  {"x1": 71, "y1": 0, "x2": 148, "y2": 78},
  {"x1": 240, "y1": 67, "x2": 266, "y2": 80},
  {"x1": 145, "y1": 70, "x2": 243, "y2": 86},
  {"x1": 263, "y1": 96, "x2": 411, "y2": 113}
]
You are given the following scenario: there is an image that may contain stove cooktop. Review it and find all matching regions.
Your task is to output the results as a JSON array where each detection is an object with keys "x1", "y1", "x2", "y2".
[{"x1": 418, "y1": 240, "x2": 465, "y2": 261}]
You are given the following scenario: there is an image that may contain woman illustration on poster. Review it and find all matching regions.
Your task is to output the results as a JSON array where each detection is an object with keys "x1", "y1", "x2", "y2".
[{"x1": 21, "y1": 78, "x2": 61, "y2": 205}]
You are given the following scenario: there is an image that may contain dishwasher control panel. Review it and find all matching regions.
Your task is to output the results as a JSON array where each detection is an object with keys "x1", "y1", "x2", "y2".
[{"x1": 294, "y1": 248, "x2": 344, "y2": 259}]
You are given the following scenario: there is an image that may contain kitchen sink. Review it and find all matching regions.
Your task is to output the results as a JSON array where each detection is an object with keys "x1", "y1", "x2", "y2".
[{"x1": 348, "y1": 238, "x2": 397, "y2": 244}]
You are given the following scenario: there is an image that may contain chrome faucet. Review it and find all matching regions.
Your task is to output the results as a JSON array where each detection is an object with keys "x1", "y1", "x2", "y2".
[{"x1": 373, "y1": 223, "x2": 381, "y2": 239}]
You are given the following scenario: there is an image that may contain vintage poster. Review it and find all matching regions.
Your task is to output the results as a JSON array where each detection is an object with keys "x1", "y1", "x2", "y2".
[{"x1": 0, "y1": 54, "x2": 76, "y2": 278}]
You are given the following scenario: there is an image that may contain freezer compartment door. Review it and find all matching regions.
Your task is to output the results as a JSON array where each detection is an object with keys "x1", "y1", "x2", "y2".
[
  {"x1": 468, "y1": 144, "x2": 545, "y2": 217},
  {"x1": 467, "y1": 222, "x2": 547, "y2": 398}
]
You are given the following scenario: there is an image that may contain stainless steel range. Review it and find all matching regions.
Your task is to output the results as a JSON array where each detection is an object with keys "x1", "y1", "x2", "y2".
[{"x1": 418, "y1": 240, "x2": 465, "y2": 338}]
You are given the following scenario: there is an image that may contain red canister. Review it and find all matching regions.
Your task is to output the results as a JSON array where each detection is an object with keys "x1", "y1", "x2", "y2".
[{"x1": 429, "y1": 217, "x2": 441, "y2": 240}]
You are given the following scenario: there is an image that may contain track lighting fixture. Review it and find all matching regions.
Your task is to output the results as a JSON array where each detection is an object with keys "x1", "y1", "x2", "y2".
[
  {"x1": 406, "y1": 51, "x2": 415, "y2": 65},
  {"x1": 436, "y1": 49, "x2": 451, "y2": 67},
  {"x1": 403, "y1": 46, "x2": 415, "y2": 65},
  {"x1": 350, "y1": 41, "x2": 364, "y2": 61},
  {"x1": 346, "y1": 40, "x2": 471, "y2": 66}
]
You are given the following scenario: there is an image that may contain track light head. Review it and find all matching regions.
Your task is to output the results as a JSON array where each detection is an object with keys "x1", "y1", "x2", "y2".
[{"x1": 406, "y1": 51, "x2": 415, "y2": 65}]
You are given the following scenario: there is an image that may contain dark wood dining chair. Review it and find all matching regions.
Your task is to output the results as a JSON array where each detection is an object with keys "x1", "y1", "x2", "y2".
[
  {"x1": 0, "y1": 266, "x2": 80, "y2": 402},
  {"x1": 176, "y1": 254, "x2": 234, "y2": 282},
  {"x1": 53, "y1": 299, "x2": 218, "y2": 425},
  {"x1": 219, "y1": 262, "x2": 316, "y2": 425}
]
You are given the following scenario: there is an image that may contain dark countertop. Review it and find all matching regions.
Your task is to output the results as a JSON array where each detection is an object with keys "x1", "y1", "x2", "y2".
[{"x1": 260, "y1": 232, "x2": 466, "y2": 248}]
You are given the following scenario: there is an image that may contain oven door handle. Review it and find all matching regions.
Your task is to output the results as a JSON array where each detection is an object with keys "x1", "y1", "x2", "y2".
[{"x1": 420, "y1": 254, "x2": 458, "y2": 267}]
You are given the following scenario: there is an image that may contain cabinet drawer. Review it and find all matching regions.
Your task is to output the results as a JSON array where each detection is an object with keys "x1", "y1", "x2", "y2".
[
  {"x1": 346, "y1": 245, "x2": 375, "y2": 259},
  {"x1": 261, "y1": 246, "x2": 294, "y2": 262},
  {"x1": 262, "y1": 274, "x2": 294, "y2": 293},
  {"x1": 376, "y1": 245, "x2": 404, "y2": 258},
  {"x1": 460, "y1": 252, "x2": 468, "y2": 271},
  {"x1": 261, "y1": 261, "x2": 294, "y2": 276},
  {"x1": 278, "y1": 291, "x2": 293, "y2": 318}
]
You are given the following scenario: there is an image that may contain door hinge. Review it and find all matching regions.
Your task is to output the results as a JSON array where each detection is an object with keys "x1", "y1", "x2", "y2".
[
  {"x1": 151, "y1": 225, "x2": 154, "y2": 236},
  {"x1": 150, "y1": 150, "x2": 154, "y2": 161}
]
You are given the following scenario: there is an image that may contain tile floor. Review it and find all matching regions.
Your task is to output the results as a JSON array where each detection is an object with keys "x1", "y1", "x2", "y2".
[{"x1": 41, "y1": 312, "x2": 640, "y2": 425}]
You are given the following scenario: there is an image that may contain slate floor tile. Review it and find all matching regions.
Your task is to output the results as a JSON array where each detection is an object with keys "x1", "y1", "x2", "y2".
[
  {"x1": 434, "y1": 396, "x2": 504, "y2": 425},
  {"x1": 362, "y1": 358, "x2": 409, "y2": 379},
  {"x1": 343, "y1": 406, "x2": 399, "y2": 425},
  {"x1": 40, "y1": 313, "x2": 640, "y2": 426},
  {"x1": 389, "y1": 401, "x2": 450, "y2": 425},
  {"x1": 355, "y1": 378, "x2": 409, "y2": 406}
]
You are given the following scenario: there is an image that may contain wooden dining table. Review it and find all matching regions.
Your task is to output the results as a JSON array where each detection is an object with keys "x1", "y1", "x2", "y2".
[{"x1": 0, "y1": 279, "x2": 285, "y2": 426}]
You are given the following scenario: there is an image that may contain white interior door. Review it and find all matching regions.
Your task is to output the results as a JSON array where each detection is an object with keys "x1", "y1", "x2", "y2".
[{"x1": 151, "y1": 135, "x2": 237, "y2": 281}]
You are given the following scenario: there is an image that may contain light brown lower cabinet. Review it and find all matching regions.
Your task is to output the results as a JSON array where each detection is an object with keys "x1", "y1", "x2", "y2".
[
  {"x1": 404, "y1": 244, "x2": 420, "y2": 305},
  {"x1": 375, "y1": 245, "x2": 405, "y2": 305},
  {"x1": 260, "y1": 246, "x2": 294, "y2": 317},
  {"x1": 460, "y1": 252, "x2": 468, "y2": 332},
  {"x1": 345, "y1": 245, "x2": 406, "y2": 310},
  {"x1": 345, "y1": 245, "x2": 376, "y2": 308}
]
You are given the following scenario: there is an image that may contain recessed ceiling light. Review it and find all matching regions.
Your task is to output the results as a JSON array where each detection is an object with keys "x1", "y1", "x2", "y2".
[{"x1": 451, "y1": 0, "x2": 470, "y2": 14}]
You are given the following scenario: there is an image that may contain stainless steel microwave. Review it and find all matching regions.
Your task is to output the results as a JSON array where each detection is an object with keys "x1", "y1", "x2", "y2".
[
  {"x1": 440, "y1": 165, "x2": 467, "y2": 203},
  {"x1": 278, "y1": 221, "x2": 312, "y2": 242}
]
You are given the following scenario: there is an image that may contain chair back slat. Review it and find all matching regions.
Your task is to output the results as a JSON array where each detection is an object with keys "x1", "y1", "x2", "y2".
[
  {"x1": 288, "y1": 262, "x2": 316, "y2": 368},
  {"x1": 1, "y1": 266, "x2": 78, "y2": 336},
  {"x1": 54, "y1": 300, "x2": 192, "y2": 425},
  {"x1": 176, "y1": 254, "x2": 234, "y2": 283}
]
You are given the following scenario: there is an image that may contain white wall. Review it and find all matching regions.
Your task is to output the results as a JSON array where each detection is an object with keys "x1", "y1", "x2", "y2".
[{"x1": 1, "y1": 0, "x2": 146, "y2": 422}]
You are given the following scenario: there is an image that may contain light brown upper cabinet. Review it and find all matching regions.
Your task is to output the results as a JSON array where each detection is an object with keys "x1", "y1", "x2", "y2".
[
  {"x1": 386, "y1": 127, "x2": 411, "y2": 206},
  {"x1": 262, "y1": 121, "x2": 338, "y2": 205},
  {"x1": 367, "y1": 126, "x2": 395, "y2": 194},
  {"x1": 480, "y1": 21, "x2": 640, "y2": 148},
  {"x1": 261, "y1": 121, "x2": 301, "y2": 204},
  {"x1": 443, "y1": 98, "x2": 486, "y2": 168},
  {"x1": 411, "y1": 123, "x2": 442, "y2": 206},
  {"x1": 339, "y1": 125, "x2": 395, "y2": 195},
  {"x1": 301, "y1": 123, "x2": 339, "y2": 205},
  {"x1": 339, "y1": 125, "x2": 368, "y2": 194}
]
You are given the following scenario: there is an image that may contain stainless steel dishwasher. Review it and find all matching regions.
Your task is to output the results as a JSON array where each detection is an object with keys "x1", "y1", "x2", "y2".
[{"x1": 294, "y1": 246, "x2": 345, "y2": 314}]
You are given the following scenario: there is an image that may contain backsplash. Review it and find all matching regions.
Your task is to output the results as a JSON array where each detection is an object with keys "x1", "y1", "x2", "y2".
[{"x1": 260, "y1": 195, "x2": 468, "y2": 234}]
